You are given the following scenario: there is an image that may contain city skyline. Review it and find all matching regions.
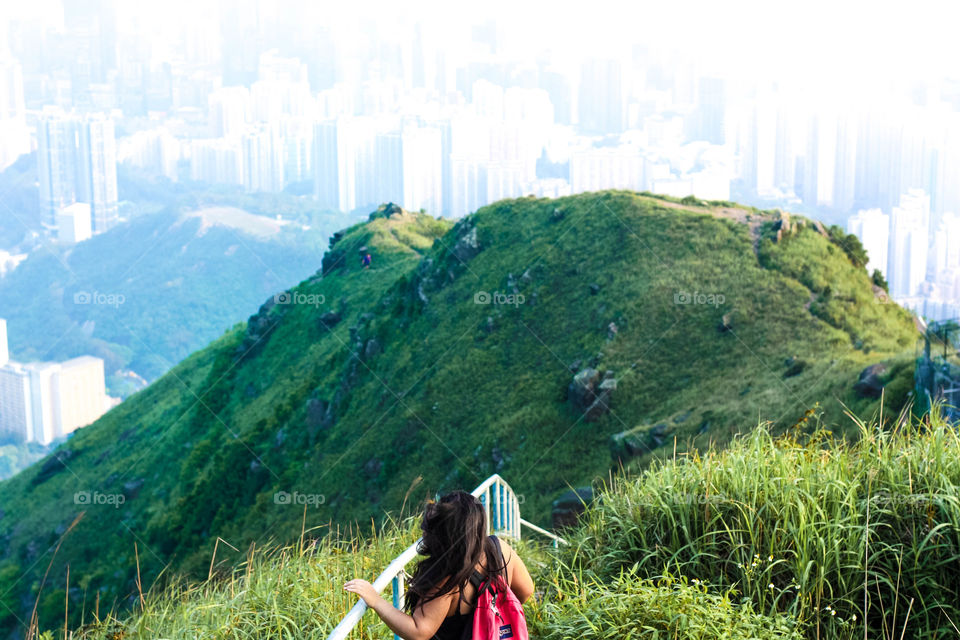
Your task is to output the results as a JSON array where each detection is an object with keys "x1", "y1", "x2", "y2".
[{"x1": 0, "y1": 1, "x2": 958, "y2": 321}]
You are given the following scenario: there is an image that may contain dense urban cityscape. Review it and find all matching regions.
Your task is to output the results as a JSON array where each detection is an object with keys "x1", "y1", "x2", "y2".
[{"x1": 0, "y1": 1, "x2": 959, "y2": 446}]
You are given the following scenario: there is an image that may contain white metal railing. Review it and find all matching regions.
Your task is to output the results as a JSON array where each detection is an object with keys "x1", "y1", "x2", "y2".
[{"x1": 326, "y1": 474, "x2": 567, "y2": 640}]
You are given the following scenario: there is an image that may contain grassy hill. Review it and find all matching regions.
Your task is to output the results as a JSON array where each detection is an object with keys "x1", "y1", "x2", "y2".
[
  {"x1": 55, "y1": 410, "x2": 960, "y2": 640},
  {"x1": 0, "y1": 191, "x2": 919, "y2": 636}
]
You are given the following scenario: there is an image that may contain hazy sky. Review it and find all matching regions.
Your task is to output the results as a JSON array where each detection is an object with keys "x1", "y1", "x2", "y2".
[{"x1": 5, "y1": 0, "x2": 958, "y2": 93}]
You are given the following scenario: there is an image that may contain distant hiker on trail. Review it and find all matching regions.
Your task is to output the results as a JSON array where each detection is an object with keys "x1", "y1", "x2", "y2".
[
  {"x1": 360, "y1": 246, "x2": 372, "y2": 269},
  {"x1": 344, "y1": 490, "x2": 535, "y2": 640}
]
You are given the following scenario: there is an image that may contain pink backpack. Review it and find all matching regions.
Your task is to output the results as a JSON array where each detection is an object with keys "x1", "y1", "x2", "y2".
[{"x1": 467, "y1": 536, "x2": 528, "y2": 640}]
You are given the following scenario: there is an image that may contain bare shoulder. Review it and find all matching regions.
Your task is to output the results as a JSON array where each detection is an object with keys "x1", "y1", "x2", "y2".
[{"x1": 494, "y1": 536, "x2": 518, "y2": 562}]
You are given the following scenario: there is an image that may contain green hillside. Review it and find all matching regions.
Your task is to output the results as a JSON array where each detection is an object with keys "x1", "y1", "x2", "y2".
[
  {"x1": 0, "y1": 206, "x2": 331, "y2": 394},
  {"x1": 0, "y1": 191, "x2": 918, "y2": 635}
]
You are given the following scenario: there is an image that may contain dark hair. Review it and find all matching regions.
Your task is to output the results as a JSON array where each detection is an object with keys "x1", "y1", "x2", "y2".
[{"x1": 404, "y1": 490, "x2": 507, "y2": 613}]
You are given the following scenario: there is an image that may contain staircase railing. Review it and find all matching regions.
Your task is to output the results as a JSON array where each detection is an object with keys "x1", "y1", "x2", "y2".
[{"x1": 326, "y1": 474, "x2": 566, "y2": 640}]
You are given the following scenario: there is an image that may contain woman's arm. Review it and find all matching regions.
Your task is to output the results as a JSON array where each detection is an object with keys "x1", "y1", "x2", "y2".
[
  {"x1": 497, "y1": 538, "x2": 535, "y2": 603},
  {"x1": 343, "y1": 579, "x2": 449, "y2": 640}
]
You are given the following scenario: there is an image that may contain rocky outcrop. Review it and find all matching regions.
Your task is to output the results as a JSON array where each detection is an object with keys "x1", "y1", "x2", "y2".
[
  {"x1": 717, "y1": 311, "x2": 734, "y2": 333},
  {"x1": 238, "y1": 296, "x2": 284, "y2": 356},
  {"x1": 452, "y1": 224, "x2": 480, "y2": 262},
  {"x1": 567, "y1": 368, "x2": 616, "y2": 421},
  {"x1": 122, "y1": 479, "x2": 144, "y2": 500},
  {"x1": 551, "y1": 487, "x2": 594, "y2": 529},
  {"x1": 610, "y1": 422, "x2": 674, "y2": 462},
  {"x1": 32, "y1": 449, "x2": 76, "y2": 485},
  {"x1": 319, "y1": 311, "x2": 342, "y2": 329},
  {"x1": 854, "y1": 363, "x2": 887, "y2": 398},
  {"x1": 773, "y1": 211, "x2": 792, "y2": 242},
  {"x1": 783, "y1": 357, "x2": 808, "y2": 378},
  {"x1": 369, "y1": 202, "x2": 405, "y2": 221}
]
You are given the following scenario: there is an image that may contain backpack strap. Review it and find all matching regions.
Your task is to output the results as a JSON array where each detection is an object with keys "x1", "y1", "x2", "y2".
[
  {"x1": 463, "y1": 536, "x2": 505, "y2": 605},
  {"x1": 468, "y1": 569, "x2": 484, "y2": 590},
  {"x1": 461, "y1": 568, "x2": 485, "y2": 607},
  {"x1": 490, "y1": 534, "x2": 504, "y2": 564}
]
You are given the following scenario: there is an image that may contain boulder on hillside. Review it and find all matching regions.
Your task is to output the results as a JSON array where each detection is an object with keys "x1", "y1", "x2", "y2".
[
  {"x1": 717, "y1": 312, "x2": 734, "y2": 333},
  {"x1": 238, "y1": 296, "x2": 283, "y2": 355},
  {"x1": 552, "y1": 487, "x2": 595, "y2": 529},
  {"x1": 363, "y1": 338, "x2": 382, "y2": 359},
  {"x1": 122, "y1": 479, "x2": 144, "y2": 500},
  {"x1": 854, "y1": 363, "x2": 888, "y2": 398},
  {"x1": 319, "y1": 311, "x2": 342, "y2": 329},
  {"x1": 32, "y1": 449, "x2": 76, "y2": 486},
  {"x1": 783, "y1": 357, "x2": 808, "y2": 378},
  {"x1": 568, "y1": 368, "x2": 600, "y2": 405},
  {"x1": 610, "y1": 422, "x2": 674, "y2": 462},
  {"x1": 567, "y1": 368, "x2": 616, "y2": 421},
  {"x1": 452, "y1": 223, "x2": 481, "y2": 262}
]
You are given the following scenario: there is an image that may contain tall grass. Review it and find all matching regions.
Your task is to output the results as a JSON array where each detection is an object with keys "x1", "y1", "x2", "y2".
[
  {"x1": 527, "y1": 569, "x2": 803, "y2": 640},
  {"x1": 64, "y1": 521, "x2": 420, "y2": 640},
  {"x1": 561, "y1": 406, "x2": 960, "y2": 639},
  {"x1": 52, "y1": 407, "x2": 960, "y2": 640}
]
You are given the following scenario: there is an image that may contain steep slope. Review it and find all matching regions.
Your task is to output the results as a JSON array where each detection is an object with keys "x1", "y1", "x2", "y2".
[{"x1": 0, "y1": 192, "x2": 917, "y2": 635}]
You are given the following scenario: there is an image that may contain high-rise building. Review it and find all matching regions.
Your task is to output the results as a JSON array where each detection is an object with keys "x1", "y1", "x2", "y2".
[
  {"x1": 0, "y1": 55, "x2": 25, "y2": 119},
  {"x1": 449, "y1": 156, "x2": 485, "y2": 217},
  {"x1": 0, "y1": 362, "x2": 31, "y2": 442},
  {"x1": 847, "y1": 208, "x2": 890, "y2": 276},
  {"x1": 279, "y1": 117, "x2": 313, "y2": 186},
  {"x1": 0, "y1": 320, "x2": 108, "y2": 444},
  {"x1": 802, "y1": 112, "x2": 838, "y2": 208},
  {"x1": 833, "y1": 115, "x2": 859, "y2": 213},
  {"x1": 696, "y1": 76, "x2": 726, "y2": 145},
  {"x1": 242, "y1": 124, "x2": 284, "y2": 193},
  {"x1": 77, "y1": 115, "x2": 119, "y2": 233},
  {"x1": 190, "y1": 138, "x2": 244, "y2": 185},
  {"x1": 27, "y1": 362, "x2": 60, "y2": 445},
  {"x1": 578, "y1": 59, "x2": 624, "y2": 135},
  {"x1": 0, "y1": 318, "x2": 7, "y2": 366},
  {"x1": 313, "y1": 117, "x2": 381, "y2": 212},
  {"x1": 401, "y1": 125, "x2": 442, "y2": 214},
  {"x1": 209, "y1": 86, "x2": 250, "y2": 138},
  {"x1": 931, "y1": 212, "x2": 960, "y2": 279},
  {"x1": 37, "y1": 109, "x2": 119, "y2": 233},
  {"x1": 570, "y1": 146, "x2": 644, "y2": 193},
  {"x1": 37, "y1": 108, "x2": 80, "y2": 228},
  {"x1": 57, "y1": 202, "x2": 93, "y2": 244},
  {"x1": 117, "y1": 128, "x2": 180, "y2": 181},
  {"x1": 0, "y1": 55, "x2": 29, "y2": 170},
  {"x1": 888, "y1": 189, "x2": 930, "y2": 298},
  {"x1": 56, "y1": 356, "x2": 107, "y2": 439}
]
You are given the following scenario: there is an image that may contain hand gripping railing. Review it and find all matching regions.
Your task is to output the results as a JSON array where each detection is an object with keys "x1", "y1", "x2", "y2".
[{"x1": 326, "y1": 474, "x2": 566, "y2": 640}]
